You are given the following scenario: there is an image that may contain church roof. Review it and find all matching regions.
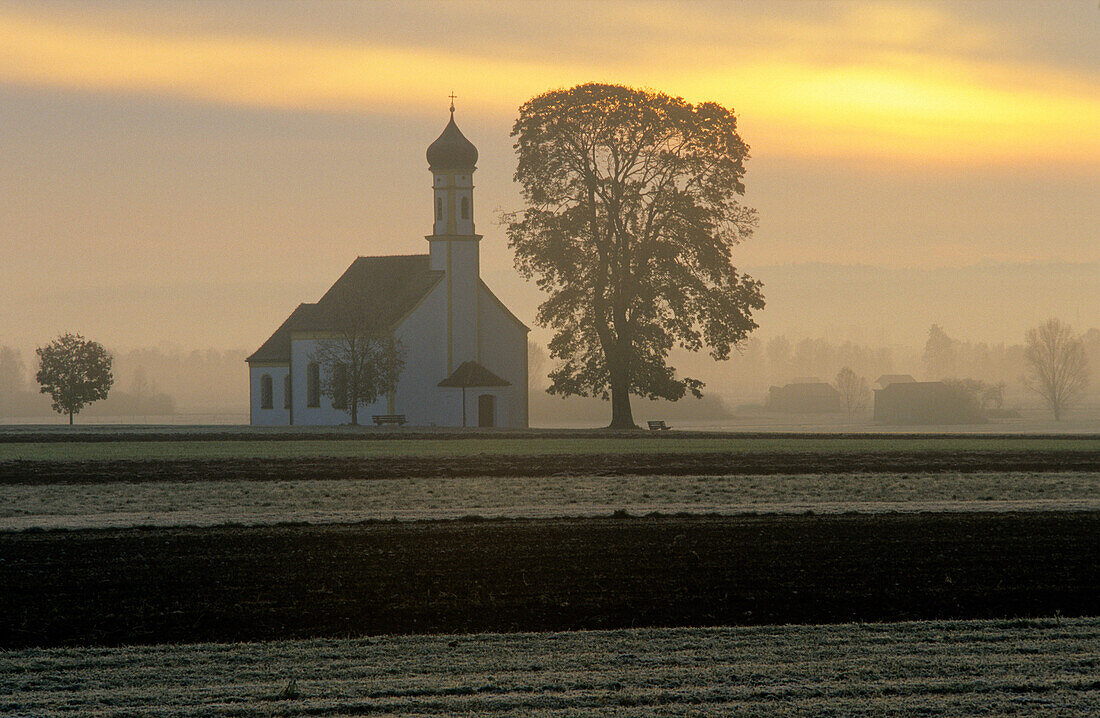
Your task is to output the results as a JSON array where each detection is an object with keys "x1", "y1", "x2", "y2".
[
  {"x1": 247, "y1": 255, "x2": 443, "y2": 363},
  {"x1": 426, "y1": 110, "x2": 478, "y2": 171},
  {"x1": 437, "y1": 360, "x2": 511, "y2": 388}
]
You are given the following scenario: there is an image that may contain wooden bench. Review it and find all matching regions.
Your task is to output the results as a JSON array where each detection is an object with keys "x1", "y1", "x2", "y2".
[
  {"x1": 647, "y1": 420, "x2": 670, "y2": 431},
  {"x1": 372, "y1": 414, "x2": 407, "y2": 426}
]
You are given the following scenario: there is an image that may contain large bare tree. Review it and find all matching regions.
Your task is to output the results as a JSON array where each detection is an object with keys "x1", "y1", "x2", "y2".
[
  {"x1": 506, "y1": 83, "x2": 764, "y2": 428},
  {"x1": 1023, "y1": 318, "x2": 1089, "y2": 421}
]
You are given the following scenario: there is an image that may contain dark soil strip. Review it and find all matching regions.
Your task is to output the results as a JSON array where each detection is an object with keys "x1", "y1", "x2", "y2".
[
  {"x1": 2, "y1": 512, "x2": 1097, "y2": 648},
  {"x1": 1, "y1": 449, "x2": 1098, "y2": 485}
]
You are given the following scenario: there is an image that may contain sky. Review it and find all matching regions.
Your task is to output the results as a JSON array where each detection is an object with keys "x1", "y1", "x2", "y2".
[{"x1": 1, "y1": 0, "x2": 1097, "y2": 364}]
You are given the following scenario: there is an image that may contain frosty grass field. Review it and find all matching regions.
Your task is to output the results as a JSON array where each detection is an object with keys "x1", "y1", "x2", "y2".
[
  {"x1": 4, "y1": 618, "x2": 1098, "y2": 717},
  {"x1": 2, "y1": 471, "x2": 1098, "y2": 530}
]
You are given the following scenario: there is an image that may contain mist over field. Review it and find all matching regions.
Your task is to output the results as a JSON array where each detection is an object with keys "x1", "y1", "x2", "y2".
[{"x1": 3, "y1": 320, "x2": 1099, "y2": 426}]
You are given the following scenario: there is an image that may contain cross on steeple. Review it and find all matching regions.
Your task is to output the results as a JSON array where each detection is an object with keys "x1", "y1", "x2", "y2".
[{"x1": 448, "y1": 91, "x2": 457, "y2": 113}]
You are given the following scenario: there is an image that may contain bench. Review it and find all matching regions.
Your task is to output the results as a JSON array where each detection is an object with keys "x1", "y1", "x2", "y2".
[
  {"x1": 647, "y1": 420, "x2": 670, "y2": 431},
  {"x1": 372, "y1": 414, "x2": 407, "y2": 426}
]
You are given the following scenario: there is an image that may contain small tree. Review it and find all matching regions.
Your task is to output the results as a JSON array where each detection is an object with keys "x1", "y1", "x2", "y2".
[
  {"x1": 980, "y1": 381, "x2": 1006, "y2": 411},
  {"x1": 922, "y1": 324, "x2": 956, "y2": 379},
  {"x1": 834, "y1": 366, "x2": 870, "y2": 421},
  {"x1": 307, "y1": 285, "x2": 405, "y2": 427},
  {"x1": 1023, "y1": 318, "x2": 1089, "y2": 421},
  {"x1": 0, "y1": 346, "x2": 26, "y2": 415},
  {"x1": 941, "y1": 379, "x2": 989, "y2": 422},
  {"x1": 0, "y1": 346, "x2": 25, "y2": 395},
  {"x1": 311, "y1": 334, "x2": 405, "y2": 425},
  {"x1": 942, "y1": 378, "x2": 1005, "y2": 414},
  {"x1": 35, "y1": 333, "x2": 114, "y2": 424}
]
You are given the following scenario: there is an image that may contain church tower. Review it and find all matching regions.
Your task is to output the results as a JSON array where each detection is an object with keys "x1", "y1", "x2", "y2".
[{"x1": 426, "y1": 101, "x2": 481, "y2": 373}]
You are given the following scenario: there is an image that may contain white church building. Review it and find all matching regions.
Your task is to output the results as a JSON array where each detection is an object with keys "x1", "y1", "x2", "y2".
[{"x1": 247, "y1": 108, "x2": 529, "y2": 427}]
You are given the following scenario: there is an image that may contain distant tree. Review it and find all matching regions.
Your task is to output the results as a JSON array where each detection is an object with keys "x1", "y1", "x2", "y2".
[
  {"x1": 528, "y1": 340, "x2": 550, "y2": 393},
  {"x1": 0, "y1": 346, "x2": 25, "y2": 396},
  {"x1": 922, "y1": 324, "x2": 956, "y2": 379},
  {"x1": 1084, "y1": 328, "x2": 1100, "y2": 382},
  {"x1": 941, "y1": 379, "x2": 990, "y2": 420},
  {"x1": 834, "y1": 366, "x2": 871, "y2": 421},
  {"x1": 35, "y1": 333, "x2": 114, "y2": 424},
  {"x1": 0, "y1": 346, "x2": 26, "y2": 415},
  {"x1": 506, "y1": 83, "x2": 764, "y2": 428},
  {"x1": 943, "y1": 378, "x2": 1004, "y2": 412},
  {"x1": 112, "y1": 367, "x2": 176, "y2": 417},
  {"x1": 764, "y1": 336, "x2": 792, "y2": 383},
  {"x1": 309, "y1": 292, "x2": 406, "y2": 426},
  {"x1": 1023, "y1": 318, "x2": 1089, "y2": 421},
  {"x1": 130, "y1": 367, "x2": 151, "y2": 401},
  {"x1": 979, "y1": 380, "x2": 1006, "y2": 411}
]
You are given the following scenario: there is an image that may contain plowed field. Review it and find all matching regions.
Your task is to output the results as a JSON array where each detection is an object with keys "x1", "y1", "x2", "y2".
[{"x1": 3, "y1": 512, "x2": 1097, "y2": 648}]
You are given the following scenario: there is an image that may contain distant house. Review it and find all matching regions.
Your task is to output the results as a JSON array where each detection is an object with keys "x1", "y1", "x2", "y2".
[
  {"x1": 766, "y1": 380, "x2": 842, "y2": 413},
  {"x1": 873, "y1": 381, "x2": 984, "y2": 425},
  {"x1": 874, "y1": 374, "x2": 916, "y2": 390}
]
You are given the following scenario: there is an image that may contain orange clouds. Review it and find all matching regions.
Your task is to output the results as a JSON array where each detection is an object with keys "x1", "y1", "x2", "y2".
[{"x1": 0, "y1": 4, "x2": 1096, "y2": 167}]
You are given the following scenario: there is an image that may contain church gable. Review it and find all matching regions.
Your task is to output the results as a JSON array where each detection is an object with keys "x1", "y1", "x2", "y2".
[{"x1": 479, "y1": 280, "x2": 530, "y2": 334}]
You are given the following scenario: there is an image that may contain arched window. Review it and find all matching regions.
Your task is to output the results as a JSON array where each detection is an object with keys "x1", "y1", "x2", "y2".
[
  {"x1": 435, "y1": 197, "x2": 443, "y2": 221},
  {"x1": 260, "y1": 374, "x2": 273, "y2": 410},
  {"x1": 332, "y1": 363, "x2": 347, "y2": 410},
  {"x1": 460, "y1": 196, "x2": 469, "y2": 219},
  {"x1": 283, "y1": 374, "x2": 292, "y2": 409},
  {"x1": 307, "y1": 362, "x2": 320, "y2": 407}
]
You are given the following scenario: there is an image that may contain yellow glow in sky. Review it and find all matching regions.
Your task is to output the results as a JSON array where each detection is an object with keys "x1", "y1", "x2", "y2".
[{"x1": 0, "y1": 8, "x2": 1097, "y2": 167}]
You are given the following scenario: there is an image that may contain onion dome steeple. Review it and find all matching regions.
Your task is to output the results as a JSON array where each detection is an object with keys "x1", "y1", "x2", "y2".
[
  {"x1": 426, "y1": 101, "x2": 478, "y2": 172},
  {"x1": 425, "y1": 96, "x2": 482, "y2": 375}
]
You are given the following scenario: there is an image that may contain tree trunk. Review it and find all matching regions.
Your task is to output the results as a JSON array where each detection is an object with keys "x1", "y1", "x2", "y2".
[
  {"x1": 350, "y1": 401, "x2": 358, "y2": 426},
  {"x1": 68, "y1": 410, "x2": 73, "y2": 425},
  {"x1": 603, "y1": 334, "x2": 637, "y2": 429},
  {"x1": 608, "y1": 381, "x2": 636, "y2": 429}
]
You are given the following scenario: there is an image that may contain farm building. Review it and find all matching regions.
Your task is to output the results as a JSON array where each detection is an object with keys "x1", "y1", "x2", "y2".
[
  {"x1": 765, "y1": 379, "x2": 842, "y2": 413},
  {"x1": 874, "y1": 374, "x2": 916, "y2": 389},
  {"x1": 873, "y1": 381, "x2": 983, "y2": 425},
  {"x1": 246, "y1": 106, "x2": 529, "y2": 427}
]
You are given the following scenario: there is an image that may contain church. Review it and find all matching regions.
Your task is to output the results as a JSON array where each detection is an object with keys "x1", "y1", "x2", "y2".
[{"x1": 247, "y1": 107, "x2": 529, "y2": 427}]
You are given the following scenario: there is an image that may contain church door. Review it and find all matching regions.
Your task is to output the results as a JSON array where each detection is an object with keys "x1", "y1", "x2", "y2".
[{"x1": 478, "y1": 394, "x2": 495, "y2": 428}]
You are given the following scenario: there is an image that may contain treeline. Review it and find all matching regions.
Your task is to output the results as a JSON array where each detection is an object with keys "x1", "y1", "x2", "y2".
[
  {"x1": 719, "y1": 326, "x2": 1100, "y2": 404},
  {"x1": 0, "y1": 345, "x2": 249, "y2": 418},
  {"x1": 4, "y1": 325, "x2": 1095, "y2": 423},
  {"x1": 110, "y1": 347, "x2": 248, "y2": 411},
  {"x1": 529, "y1": 322, "x2": 1099, "y2": 421}
]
